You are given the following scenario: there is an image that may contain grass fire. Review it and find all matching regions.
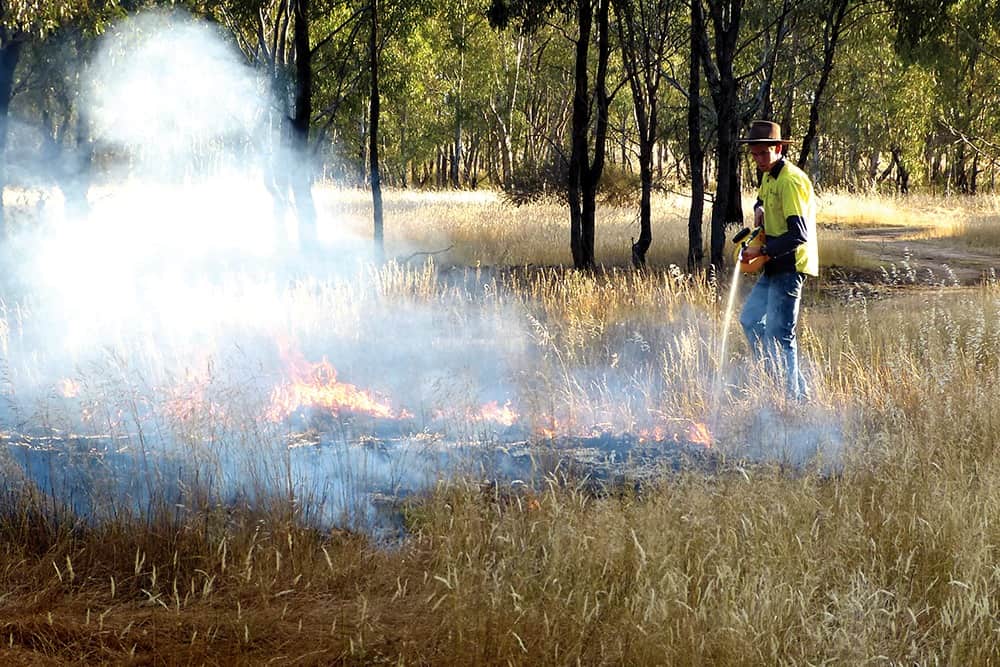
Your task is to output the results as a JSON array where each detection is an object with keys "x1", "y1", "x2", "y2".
[
  {"x1": 2, "y1": 6, "x2": 1000, "y2": 666},
  {"x1": 4, "y1": 188, "x2": 1000, "y2": 663}
]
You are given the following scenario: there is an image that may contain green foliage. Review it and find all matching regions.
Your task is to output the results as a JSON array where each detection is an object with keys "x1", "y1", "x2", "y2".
[
  {"x1": 9, "y1": 0, "x2": 1000, "y2": 194},
  {"x1": 821, "y1": 13, "x2": 934, "y2": 187},
  {"x1": 596, "y1": 162, "x2": 641, "y2": 205},
  {"x1": 890, "y1": 0, "x2": 959, "y2": 61},
  {"x1": 1, "y1": 0, "x2": 120, "y2": 38},
  {"x1": 503, "y1": 158, "x2": 565, "y2": 204}
]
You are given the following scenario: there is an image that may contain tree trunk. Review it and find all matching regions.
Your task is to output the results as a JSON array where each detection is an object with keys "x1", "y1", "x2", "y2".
[
  {"x1": 567, "y1": 1, "x2": 592, "y2": 269},
  {"x1": 451, "y1": 41, "x2": 465, "y2": 189},
  {"x1": 583, "y1": 0, "x2": 612, "y2": 269},
  {"x1": 565, "y1": 0, "x2": 611, "y2": 270},
  {"x1": 451, "y1": 107, "x2": 461, "y2": 188},
  {"x1": 63, "y1": 111, "x2": 93, "y2": 219},
  {"x1": 614, "y1": 0, "x2": 670, "y2": 269},
  {"x1": 798, "y1": 0, "x2": 849, "y2": 169},
  {"x1": 697, "y1": 0, "x2": 746, "y2": 271},
  {"x1": 0, "y1": 36, "x2": 23, "y2": 237},
  {"x1": 970, "y1": 151, "x2": 978, "y2": 195},
  {"x1": 955, "y1": 143, "x2": 968, "y2": 193},
  {"x1": 632, "y1": 131, "x2": 654, "y2": 268},
  {"x1": 711, "y1": 105, "x2": 742, "y2": 270},
  {"x1": 709, "y1": 61, "x2": 742, "y2": 270},
  {"x1": 61, "y1": 29, "x2": 92, "y2": 219},
  {"x1": 291, "y1": 0, "x2": 318, "y2": 247},
  {"x1": 687, "y1": 0, "x2": 705, "y2": 272},
  {"x1": 369, "y1": 0, "x2": 384, "y2": 257}
]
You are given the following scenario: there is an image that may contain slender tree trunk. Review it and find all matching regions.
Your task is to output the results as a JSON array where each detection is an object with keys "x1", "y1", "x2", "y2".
[
  {"x1": 632, "y1": 130, "x2": 654, "y2": 267},
  {"x1": 955, "y1": 143, "x2": 968, "y2": 193},
  {"x1": 614, "y1": 0, "x2": 669, "y2": 268},
  {"x1": 0, "y1": 36, "x2": 23, "y2": 236},
  {"x1": 581, "y1": 0, "x2": 611, "y2": 270},
  {"x1": 969, "y1": 151, "x2": 978, "y2": 195},
  {"x1": 567, "y1": 1, "x2": 592, "y2": 269},
  {"x1": 451, "y1": 123, "x2": 461, "y2": 187},
  {"x1": 798, "y1": 0, "x2": 849, "y2": 169},
  {"x1": 63, "y1": 111, "x2": 93, "y2": 219},
  {"x1": 451, "y1": 39, "x2": 465, "y2": 189},
  {"x1": 687, "y1": 0, "x2": 705, "y2": 272},
  {"x1": 369, "y1": 0, "x2": 384, "y2": 256},
  {"x1": 709, "y1": 64, "x2": 742, "y2": 270},
  {"x1": 291, "y1": 0, "x2": 318, "y2": 247},
  {"x1": 61, "y1": 29, "x2": 92, "y2": 219},
  {"x1": 699, "y1": 0, "x2": 745, "y2": 271},
  {"x1": 497, "y1": 35, "x2": 522, "y2": 189}
]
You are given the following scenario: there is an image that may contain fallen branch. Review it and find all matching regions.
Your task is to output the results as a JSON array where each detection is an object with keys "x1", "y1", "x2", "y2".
[{"x1": 397, "y1": 245, "x2": 454, "y2": 264}]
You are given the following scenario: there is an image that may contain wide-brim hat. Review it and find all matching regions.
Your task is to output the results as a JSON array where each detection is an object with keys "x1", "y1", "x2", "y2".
[{"x1": 738, "y1": 120, "x2": 793, "y2": 145}]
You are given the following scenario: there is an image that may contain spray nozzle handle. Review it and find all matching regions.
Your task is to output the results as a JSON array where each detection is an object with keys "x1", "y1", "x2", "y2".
[{"x1": 732, "y1": 227, "x2": 761, "y2": 248}]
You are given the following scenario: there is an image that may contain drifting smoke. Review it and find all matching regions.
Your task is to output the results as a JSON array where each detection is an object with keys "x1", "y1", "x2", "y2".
[
  {"x1": 0, "y1": 9, "x2": 540, "y2": 533},
  {"x1": 87, "y1": 13, "x2": 262, "y2": 163},
  {"x1": 9, "y1": 10, "x2": 383, "y2": 360}
]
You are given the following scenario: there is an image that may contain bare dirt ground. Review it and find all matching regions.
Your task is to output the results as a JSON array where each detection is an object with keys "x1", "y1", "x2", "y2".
[
  {"x1": 855, "y1": 226, "x2": 999, "y2": 282},
  {"x1": 825, "y1": 225, "x2": 1000, "y2": 295}
]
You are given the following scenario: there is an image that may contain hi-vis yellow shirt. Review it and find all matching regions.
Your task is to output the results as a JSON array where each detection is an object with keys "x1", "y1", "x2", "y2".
[{"x1": 759, "y1": 160, "x2": 819, "y2": 277}]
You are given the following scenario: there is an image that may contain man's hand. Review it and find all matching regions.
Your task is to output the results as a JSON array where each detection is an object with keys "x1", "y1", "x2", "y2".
[
  {"x1": 754, "y1": 206, "x2": 764, "y2": 228},
  {"x1": 742, "y1": 245, "x2": 766, "y2": 260}
]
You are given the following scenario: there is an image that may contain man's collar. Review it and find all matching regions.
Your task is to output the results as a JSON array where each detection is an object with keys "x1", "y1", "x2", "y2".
[{"x1": 769, "y1": 158, "x2": 786, "y2": 178}]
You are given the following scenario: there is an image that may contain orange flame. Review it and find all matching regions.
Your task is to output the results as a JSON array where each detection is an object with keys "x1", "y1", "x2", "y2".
[
  {"x1": 432, "y1": 401, "x2": 520, "y2": 427},
  {"x1": 268, "y1": 345, "x2": 400, "y2": 422},
  {"x1": 477, "y1": 400, "x2": 519, "y2": 427},
  {"x1": 636, "y1": 420, "x2": 712, "y2": 447},
  {"x1": 534, "y1": 416, "x2": 561, "y2": 439},
  {"x1": 163, "y1": 380, "x2": 229, "y2": 426},
  {"x1": 637, "y1": 425, "x2": 667, "y2": 443},
  {"x1": 687, "y1": 421, "x2": 713, "y2": 448}
]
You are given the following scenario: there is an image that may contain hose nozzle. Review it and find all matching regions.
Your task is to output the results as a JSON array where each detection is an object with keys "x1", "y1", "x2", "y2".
[
  {"x1": 732, "y1": 227, "x2": 761, "y2": 247},
  {"x1": 732, "y1": 227, "x2": 752, "y2": 244}
]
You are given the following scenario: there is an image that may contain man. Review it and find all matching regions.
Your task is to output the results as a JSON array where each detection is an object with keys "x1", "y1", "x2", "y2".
[{"x1": 737, "y1": 121, "x2": 818, "y2": 401}]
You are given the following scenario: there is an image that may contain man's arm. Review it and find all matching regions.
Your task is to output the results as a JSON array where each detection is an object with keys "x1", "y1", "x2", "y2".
[{"x1": 762, "y1": 216, "x2": 807, "y2": 258}]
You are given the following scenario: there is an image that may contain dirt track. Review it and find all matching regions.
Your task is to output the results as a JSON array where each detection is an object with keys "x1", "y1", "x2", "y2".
[{"x1": 832, "y1": 226, "x2": 1000, "y2": 287}]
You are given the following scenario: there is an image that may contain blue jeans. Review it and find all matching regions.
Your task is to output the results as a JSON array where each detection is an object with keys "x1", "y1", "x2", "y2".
[{"x1": 739, "y1": 271, "x2": 809, "y2": 400}]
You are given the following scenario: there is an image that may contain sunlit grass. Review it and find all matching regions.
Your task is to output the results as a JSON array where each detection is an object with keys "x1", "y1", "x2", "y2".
[
  {"x1": 815, "y1": 191, "x2": 960, "y2": 231},
  {"x1": 319, "y1": 187, "x2": 1000, "y2": 272},
  {"x1": 941, "y1": 196, "x2": 1000, "y2": 249},
  {"x1": 816, "y1": 191, "x2": 1000, "y2": 246},
  {"x1": 320, "y1": 187, "x2": 699, "y2": 267}
]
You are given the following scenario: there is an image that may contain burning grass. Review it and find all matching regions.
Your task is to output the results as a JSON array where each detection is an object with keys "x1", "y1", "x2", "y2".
[{"x1": 2, "y1": 191, "x2": 1000, "y2": 662}]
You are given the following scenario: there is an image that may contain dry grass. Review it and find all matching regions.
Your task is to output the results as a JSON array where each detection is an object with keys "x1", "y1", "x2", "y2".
[
  {"x1": 319, "y1": 188, "x2": 1000, "y2": 272},
  {"x1": 944, "y1": 196, "x2": 1000, "y2": 250},
  {"x1": 815, "y1": 191, "x2": 963, "y2": 232},
  {"x1": 2, "y1": 190, "x2": 1000, "y2": 663},
  {"x1": 817, "y1": 191, "x2": 1000, "y2": 243},
  {"x1": 318, "y1": 188, "x2": 703, "y2": 267}
]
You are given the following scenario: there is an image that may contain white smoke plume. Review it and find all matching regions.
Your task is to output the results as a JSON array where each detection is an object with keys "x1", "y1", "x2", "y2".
[{"x1": 0, "y1": 9, "x2": 538, "y2": 534}]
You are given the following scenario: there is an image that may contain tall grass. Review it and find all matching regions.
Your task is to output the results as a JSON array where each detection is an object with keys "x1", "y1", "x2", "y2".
[{"x1": 2, "y1": 191, "x2": 1000, "y2": 663}]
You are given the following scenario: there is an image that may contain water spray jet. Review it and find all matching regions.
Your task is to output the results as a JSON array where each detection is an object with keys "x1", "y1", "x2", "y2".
[{"x1": 711, "y1": 226, "x2": 769, "y2": 420}]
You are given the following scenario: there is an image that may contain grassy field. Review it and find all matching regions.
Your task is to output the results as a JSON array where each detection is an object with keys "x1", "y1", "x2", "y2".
[{"x1": 2, "y1": 189, "x2": 1000, "y2": 664}]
